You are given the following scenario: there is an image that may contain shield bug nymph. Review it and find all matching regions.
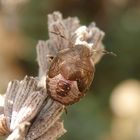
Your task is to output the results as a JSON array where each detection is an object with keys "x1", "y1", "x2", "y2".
[
  {"x1": 46, "y1": 35, "x2": 95, "y2": 105},
  {"x1": 46, "y1": 28, "x2": 115, "y2": 105},
  {"x1": 46, "y1": 30, "x2": 115, "y2": 105}
]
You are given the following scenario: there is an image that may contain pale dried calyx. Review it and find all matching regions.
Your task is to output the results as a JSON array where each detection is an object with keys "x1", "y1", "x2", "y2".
[{"x1": 0, "y1": 11, "x2": 105, "y2": 140}]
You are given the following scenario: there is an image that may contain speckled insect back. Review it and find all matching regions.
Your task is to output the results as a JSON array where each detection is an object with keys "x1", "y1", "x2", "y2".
[{"x1": 47, "y1": 44, "x2": 95, "y2": 105}]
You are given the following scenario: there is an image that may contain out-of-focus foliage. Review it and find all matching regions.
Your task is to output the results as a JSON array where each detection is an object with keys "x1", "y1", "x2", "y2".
[{"x1": 0, "y1": 0, "x2": 140, "y2": 140}]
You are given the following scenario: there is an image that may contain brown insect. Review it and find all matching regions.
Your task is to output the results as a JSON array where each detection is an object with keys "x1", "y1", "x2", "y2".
[{"x1": 46, "y1": 43, "x2": 95, "y2": 105}]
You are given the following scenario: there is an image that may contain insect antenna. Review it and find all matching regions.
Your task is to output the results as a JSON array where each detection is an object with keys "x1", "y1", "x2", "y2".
[
  {"x1": 102, "y1": 50, "x2": 117, "y2": 56},
  {"x1": 91, "y1": 49, "x2": 116, "y2": 57},
  {"x1": 49, "y1": 31, "x2": 74, "y2": 47}
]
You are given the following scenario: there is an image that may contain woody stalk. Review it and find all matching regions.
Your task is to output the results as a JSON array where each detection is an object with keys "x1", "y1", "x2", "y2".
[{"x1": 0, "y1": 11, "x2": 105, "y2": 140}]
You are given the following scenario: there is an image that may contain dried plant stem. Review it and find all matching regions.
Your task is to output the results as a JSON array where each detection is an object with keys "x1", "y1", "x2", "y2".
[{"x1": 0, "y1": 11, "x2": 104, "y2": 140}]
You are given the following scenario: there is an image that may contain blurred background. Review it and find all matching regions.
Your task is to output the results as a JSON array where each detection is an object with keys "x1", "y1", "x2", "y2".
[{"x1": 0, "y1": 0, "x2": 140, "y2": 140}]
